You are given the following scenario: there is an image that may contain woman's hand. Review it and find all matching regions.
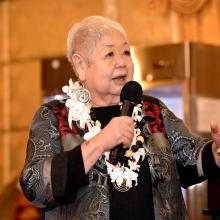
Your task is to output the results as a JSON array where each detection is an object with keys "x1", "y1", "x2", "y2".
[
  {"x1": 81, "y1": 116, "x2": 135, "y2": 173},
  {"x1": 97, "y1": 116, "x2": 135, "y2": 151},
  {"x1": 211, "y1": 121, "x2": 220, "y2": 167}
]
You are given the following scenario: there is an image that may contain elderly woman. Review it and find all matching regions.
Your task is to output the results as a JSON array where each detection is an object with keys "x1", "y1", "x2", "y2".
[{"x1": 20, "y1": 16, "x2": 220, "y2": 220}]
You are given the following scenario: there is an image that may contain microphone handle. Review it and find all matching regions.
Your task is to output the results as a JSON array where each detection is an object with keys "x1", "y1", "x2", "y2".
[
  {"x1": 120, "y1": 100, "x2": 134, "y2": 116},
  {"x1": 109, "y1": 100, "x2": 135, "y2": 165},
  {"x1": 109, "y1": 144, "x2": 126, "y2": 165}
]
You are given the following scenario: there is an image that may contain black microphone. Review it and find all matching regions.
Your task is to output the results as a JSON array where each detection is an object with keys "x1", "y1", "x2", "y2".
[{"x1": 109, "y1": 81, "x2": 143, "y2": 165}]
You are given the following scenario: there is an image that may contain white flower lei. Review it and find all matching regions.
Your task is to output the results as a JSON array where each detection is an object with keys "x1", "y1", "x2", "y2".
[{"x1": 62, "y1": 79, "x2": 145, "y2": 189}]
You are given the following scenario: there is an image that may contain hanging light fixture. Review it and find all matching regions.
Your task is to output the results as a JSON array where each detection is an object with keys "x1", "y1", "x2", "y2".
[{"x1": 170, "y1": 0, "x2": 208, "y2": 14}]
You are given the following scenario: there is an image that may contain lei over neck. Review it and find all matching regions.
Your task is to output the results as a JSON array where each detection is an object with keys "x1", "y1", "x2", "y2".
[{"x1": 62, "y1": 79, "x2": 145, "y2": 191}]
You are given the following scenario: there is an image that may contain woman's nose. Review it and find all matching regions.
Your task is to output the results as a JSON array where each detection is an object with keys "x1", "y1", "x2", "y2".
[{"x1": 115, "y1": 54, "x2": 126, "y2": 67}]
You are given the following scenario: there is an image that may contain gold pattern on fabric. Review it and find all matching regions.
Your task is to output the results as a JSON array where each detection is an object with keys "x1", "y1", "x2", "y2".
[
  {"x1": 43, "y1": 157, "x2": 54, "y2": 203},
  {"x1": 61, "y1": 134, "x2": 84, "y2": 152},
  {"x1": 152, "y1": 132, "x2": 171, "y2": 150}
]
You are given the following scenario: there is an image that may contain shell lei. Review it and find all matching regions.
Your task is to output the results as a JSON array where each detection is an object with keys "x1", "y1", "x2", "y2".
[{"x1": 62, "y1": 79, "x2": 145, "y2": 189}]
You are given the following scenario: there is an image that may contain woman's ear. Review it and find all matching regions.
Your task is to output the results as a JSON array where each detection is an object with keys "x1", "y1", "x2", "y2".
[{"x1": 72, "y1": 54, "x2": 87, "y2": 81}]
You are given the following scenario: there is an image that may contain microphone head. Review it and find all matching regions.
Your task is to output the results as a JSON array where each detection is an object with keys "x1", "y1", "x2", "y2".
[{"x1": 120, "y1": 81, "x2": 143, "y2": 104}]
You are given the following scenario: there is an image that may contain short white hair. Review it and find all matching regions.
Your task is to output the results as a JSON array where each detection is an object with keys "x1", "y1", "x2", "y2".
[{"x1": 66, "y1": 16, "x2": 128, "y2": 66}]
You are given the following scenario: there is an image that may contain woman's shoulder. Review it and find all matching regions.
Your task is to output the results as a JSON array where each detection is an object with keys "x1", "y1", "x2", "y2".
[
  {"x1": 43, "y1": 99, "x2": 66, "y2": 109},
  {"x1": 143, "y1": 94, "x2": 160, "y2": 105}
]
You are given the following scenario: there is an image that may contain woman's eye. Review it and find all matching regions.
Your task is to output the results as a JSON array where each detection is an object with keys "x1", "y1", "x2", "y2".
[
  {"x1": 106, "y1": 52, "x2": 114, "y2": 57},
  {"x1": 124, "y1": 50, "x2": 131, "y2": 56}
]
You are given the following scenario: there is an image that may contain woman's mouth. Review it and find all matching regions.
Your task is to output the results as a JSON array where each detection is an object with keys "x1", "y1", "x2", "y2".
[{"x1": 112, "y1": 75, "x2": 127, "y2": 84}]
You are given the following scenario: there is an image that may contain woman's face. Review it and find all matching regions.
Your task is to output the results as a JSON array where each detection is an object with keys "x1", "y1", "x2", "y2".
[{"x1": 82, "y1": 30, "x2": 134, "y2": 106}]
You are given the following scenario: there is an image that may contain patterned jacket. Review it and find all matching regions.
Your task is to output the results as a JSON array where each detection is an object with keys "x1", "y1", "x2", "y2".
[{"x1": 20, "y1": 95, "x2": 217, "y2": 220}]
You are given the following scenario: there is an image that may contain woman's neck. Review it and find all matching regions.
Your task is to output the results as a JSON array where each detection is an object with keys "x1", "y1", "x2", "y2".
[{"x1": 90, "y1": 95, "x2": 120, "y2": 107}]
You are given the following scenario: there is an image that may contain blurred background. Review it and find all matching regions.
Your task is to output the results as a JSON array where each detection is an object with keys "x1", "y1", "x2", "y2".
[{"x1": 1, "y1": 0, "x2": 220, "y2": 219}]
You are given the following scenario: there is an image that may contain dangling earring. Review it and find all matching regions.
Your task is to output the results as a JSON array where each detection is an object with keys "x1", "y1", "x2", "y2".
[{"x1": 75, "y1": 82, "x2": 91, "y2": 104}]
